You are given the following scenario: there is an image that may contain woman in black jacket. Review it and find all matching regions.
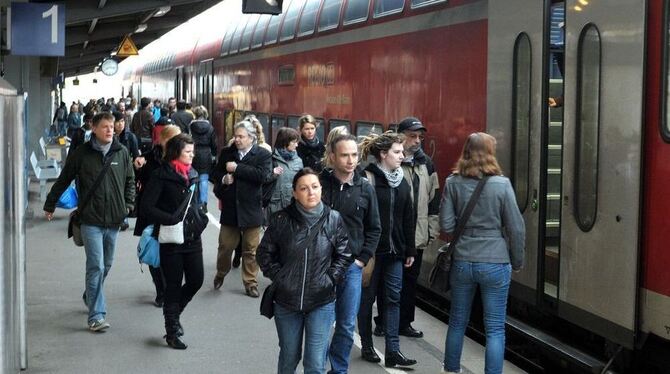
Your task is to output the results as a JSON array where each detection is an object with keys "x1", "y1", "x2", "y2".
[
  {"x1": 357, "y1": 132, "x2": 417, "y2": 368},
  {"x1": 296, "y1": 114, "x2": 325, "y2": 172},
  {"x1": 189, "y1": 105, "x2": 217, "y2": 211},
  {"x1": 257, "y1": 168, "x2": 351, "y2": 374},
  {"x1": 141, "y1": 134, "x2": 206, "y2": 350}
]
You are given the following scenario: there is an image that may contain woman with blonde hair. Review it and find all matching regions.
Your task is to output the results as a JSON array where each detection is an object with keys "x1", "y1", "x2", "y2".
[
  {"x1": 439, "y1": 132, "x2": 525, "y2": 374},
  {"x1": 244, "y1": 114, "x2": 272, "y2": 152},
  {"x1": 296, "y1": 114, "x2": 325, "y2": 171}
]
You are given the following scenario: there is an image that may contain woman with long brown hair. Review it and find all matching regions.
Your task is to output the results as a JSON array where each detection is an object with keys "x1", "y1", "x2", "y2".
[{"x1": 440, "y1": 132, "x2": 525, "y2": 374}]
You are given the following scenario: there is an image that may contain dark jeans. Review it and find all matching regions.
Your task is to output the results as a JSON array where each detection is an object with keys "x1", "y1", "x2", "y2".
[
  {"x1": 375, "y1": 249, "x2": 424, "y2": 329},
  {"x1": 160, "y1": 248, "x2": 204, "y2": 311},
  {"x1": 358, "y1": 255, "x2": 403, "y2": 353}
]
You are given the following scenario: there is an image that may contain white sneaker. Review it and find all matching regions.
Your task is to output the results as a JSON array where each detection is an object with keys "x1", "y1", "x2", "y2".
[{"x1": 88, "y1": 319, "x2": 110, "y2": 332}]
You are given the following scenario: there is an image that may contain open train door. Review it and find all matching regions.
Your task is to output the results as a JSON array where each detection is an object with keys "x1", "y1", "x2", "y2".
[
  {"x1": 487, "y1": 0, "x2": 548, "y2": 307},
  {"x1": 558, "y1": 0, "x2": 645, "y2": 349}
]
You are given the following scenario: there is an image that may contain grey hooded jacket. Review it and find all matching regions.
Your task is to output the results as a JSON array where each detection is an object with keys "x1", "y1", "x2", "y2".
[
  {"x1": 267, "y1": 150, "x2": 304, "y2": 216},
  {"x1": 439, "y1": 174, "x2": 525, "y2": 270}
]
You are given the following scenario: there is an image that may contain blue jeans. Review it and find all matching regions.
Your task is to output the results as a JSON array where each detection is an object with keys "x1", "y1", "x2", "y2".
[
  {"x1": 275, "y1": 302, "x2": 335, "y2": 374},
  {"x1": 358, "y1": 256, "x2": 403, "y2": 353},
  {"x1": 81, "y1": 224, "x2": 120, "y2": 323},
  {"x1": 198, "y1": 173, "x2": 209, "y2": 205},
  {"x1": 328, "y1": 262, "x2": 363, "y2": 373},
  {"x1": 444, "y1": 261, "x2": 511, "y2": 374}
]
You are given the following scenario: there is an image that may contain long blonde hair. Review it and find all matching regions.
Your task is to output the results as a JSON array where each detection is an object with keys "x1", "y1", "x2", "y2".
[
  {"x1": 322, "y1": 126, "x2": 351, "y2": 169},
  {"x1": 453, "y1": 132, "x2": 502, "y2": 177}
]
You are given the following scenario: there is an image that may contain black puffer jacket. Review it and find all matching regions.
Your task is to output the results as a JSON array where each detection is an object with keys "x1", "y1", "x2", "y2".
[
  {"x1": 296, "y1": 137, "x2": 325, "y2": 172},
  {"x1": 189, "y1": 119, "x2": 217, "y2": 174},
  {"x1": 257, "y1": 203, "x2": 352, "y2": 313}
]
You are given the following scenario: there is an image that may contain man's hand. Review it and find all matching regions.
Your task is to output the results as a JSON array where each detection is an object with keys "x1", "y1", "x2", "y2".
[
  {"x1": 404, "y1": 256, "x2": 415, "y2": 268},
  {"x1": 222, "y1": 173, "x2": 234, "y2": 185},
  {"x1": 44, "y1": 211, "x2": 54, "y2": 221},
  {"x1": 354, "y1": 259, "x2": 365, "y2": 268},
  {"x1": 133, "y1": 156, "x2": 146, "y2": 169},
  {"x1": 226, "y1": 161, "x2": 237, "y2": 173}
]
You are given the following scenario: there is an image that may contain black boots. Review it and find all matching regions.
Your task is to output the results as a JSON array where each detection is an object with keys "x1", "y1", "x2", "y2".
[
  {"x1": 361, "y1": 347, "x2": 381, "y2": 363},
  {"x1": 384, "y1": 351, "x2": 417, "y2": 367},
  {"x1": 164, "y1": 303, "x2": 187, "y2": 350}
]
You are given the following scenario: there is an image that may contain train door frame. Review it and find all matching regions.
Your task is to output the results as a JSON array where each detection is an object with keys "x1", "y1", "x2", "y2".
[
  {"x1": 175, "y1": 66, "x2": 184, "y2": 100},
  {"x1": 197, "y1": 59, "x2": 214, "y2": 111}
]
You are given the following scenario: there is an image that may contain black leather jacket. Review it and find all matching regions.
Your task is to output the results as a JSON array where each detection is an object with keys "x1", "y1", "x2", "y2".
[{"x1": 257, "y1": 203, "x2": 352, "y2": 313}]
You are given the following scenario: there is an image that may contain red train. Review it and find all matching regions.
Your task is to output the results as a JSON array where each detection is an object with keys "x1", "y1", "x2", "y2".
[{"x1": 124, "y1": 0, "x2": 670, "y2": 370}]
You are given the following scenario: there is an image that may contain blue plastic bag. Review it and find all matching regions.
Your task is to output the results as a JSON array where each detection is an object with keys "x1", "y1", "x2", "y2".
[
  {"x1": 56, "y1": 185, "x2": 78, "y2": 209},
  {"x1": 137, "y1": 225, "x2": 160, "y2": 267}
]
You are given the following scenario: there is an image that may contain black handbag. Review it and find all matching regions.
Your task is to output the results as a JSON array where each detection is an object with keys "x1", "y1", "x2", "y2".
[
  {"x1": 429, "y1": 176, "x2": 489, "y2": 293},
  {"x1": 67, "y1": 156, "x2": 115, "y2": 247}
]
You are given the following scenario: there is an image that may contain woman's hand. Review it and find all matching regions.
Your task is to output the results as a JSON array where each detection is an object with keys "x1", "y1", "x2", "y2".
[
  {"x1": 273, "y1": 166, "x2": 284, "y2": 176},
  {"x1": 404, "y1": 256, "x2": 415, "y2": 268},
  {"x1": 44, "y1": 211, "x2": 53, "y2": 221}
]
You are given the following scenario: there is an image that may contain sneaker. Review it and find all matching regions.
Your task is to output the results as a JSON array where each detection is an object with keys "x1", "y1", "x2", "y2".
[{"x1": 88, "y1": 319, "x2": 110, "y2": 332}]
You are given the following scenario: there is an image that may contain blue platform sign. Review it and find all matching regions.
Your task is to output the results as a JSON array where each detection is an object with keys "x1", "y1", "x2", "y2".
[{"x1": 10, "y1": 3, "x2": 65, "y2": 56}]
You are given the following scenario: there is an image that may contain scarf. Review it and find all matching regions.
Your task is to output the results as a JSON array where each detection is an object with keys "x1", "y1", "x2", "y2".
[
  {"x1": 277, "y1": 148, "x2": 297, "y2": 161},
  {"x1": 375, "y1": 163, "x2": 404, "y2": 188},
  {"x1": 301, "y1": 135, "x2": 321, "y2": 149},
  {"x1": 296, "y1": 201, "x2": 324, "y2": 228},
  {"x1": 90, "y1": 136, "x2": 111, "y2": 157},
  {"x1": 170, "y1": 160, "x2": 192, "y2": 181}
]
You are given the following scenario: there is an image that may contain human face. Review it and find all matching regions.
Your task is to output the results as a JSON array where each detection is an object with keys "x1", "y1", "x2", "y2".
[
  {"x1": 168, "y1": 98, "x2": 176, "y2": 109},
  {"x1": 330, "y1": 140, "x2": 358, "y2": 175},
  {"x1": 234, "y1": 127, "x2": 254, "y2": 150},
  {"x1": 403, "y1": 130, "x2": 424, "y2": 154},
  {"x1": 92, "y1": 118, "x2": 115, "y2": 144},
  {"x1": 301, "y1": 123, "x2": 316, "y2": 140},
  {"x1": 293, "y1": 174, "x2": 322, "y2": 210},
  {"x1": 113, "y1": 119, "x2": 125, "y2": 134},
  {"x1": 380, "y1": 142, "x2": 405, "y2": 170},
  {"x1": 287, "y1": 139, "x2": 299, "y2": 152},
  {"x1": 178, "y1": 144, "x2": 195, "y2": 165}
]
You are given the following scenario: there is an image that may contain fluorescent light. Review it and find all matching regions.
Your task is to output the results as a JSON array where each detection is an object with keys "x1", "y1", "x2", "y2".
[
  {"x1": 574, "y1": 5, "x2": 582, "y2": 11},
  {"x1": 578, "y1": 0, "x2": 588, "y2": 5},
  {"x1": 135, "y1": 24, "x2": 148, "y2": 33},
  {"x1": 154, "y1": 6, "x2": 171, "y2": 17}
]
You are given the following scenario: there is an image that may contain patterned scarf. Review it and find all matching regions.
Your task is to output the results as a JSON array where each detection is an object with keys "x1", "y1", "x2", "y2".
[{"x1": 375, "y1": 163, "x2": 404, "y2": 188}]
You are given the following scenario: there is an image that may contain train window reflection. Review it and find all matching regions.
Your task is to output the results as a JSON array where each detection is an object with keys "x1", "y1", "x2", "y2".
[
  {"x1": 512, "y1": 32, "x2": 531, "y2": 212},
  {"x1": 240, "y1": 14, "x2": 260, "y2": 52},
  {"x1": 229, "y1": 16, "x2": 251, "y2": 54},
  {"x1": 280, "y1": 0, "x2": 306, "y2": 41},
  {"x1": 355, "y1": 122, "x2": 383, "y2": 138},
  {"x1": 575, "y1": 24, "x2": 601, "y2": 232},
  {"x1": 288, "y1": 115, "x2": 301, "y2": 129},
  {"x1": 410, "y1": 0, "x2": 445, "y2": 9},
  {"x1": 265, "y1": 14, "x2": 283, "y2": 45},
  {"x1": 328, "y1": 119, "x2": 351, "y2": 134},
  {"x1": 221, "y1": 24, "x2": 237, "y2": 56},
  {"x1": 318, "y1": 0, "x2": 343, "y2": 31},
  {"x1": 315, "y1": 117, "x2": 326, "y2": 140},
  {"x1": 298, "y1": 0, "x2": 322, "y2": 36},
  {"x1": 252, "y1": 15, "x2": 271, "y2": 49},
  {"x1": 374, "y1": 0, "x2": 404, "y2": 18},
  {"x1": 343, "y1": 0, "x2": 370, "y2": 25}
]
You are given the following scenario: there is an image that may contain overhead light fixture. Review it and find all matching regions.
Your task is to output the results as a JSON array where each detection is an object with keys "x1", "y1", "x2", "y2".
[
  {"x1": 574, "y1": 5, "x2": 583, "y2": 11},
  {"x1": 578, "y1": 0, "x2": 589, "y2": 5},
  {"x1": 154, "y1": 6, "x2": 171, "y2": 17},
  {"x1": 134, "y1": 23, "x2": 148, "y2": 33}
]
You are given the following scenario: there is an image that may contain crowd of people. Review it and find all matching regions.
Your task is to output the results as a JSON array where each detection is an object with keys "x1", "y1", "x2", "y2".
[{"x1": 42, "y1": 97, "x2": 526, "y2": 374}]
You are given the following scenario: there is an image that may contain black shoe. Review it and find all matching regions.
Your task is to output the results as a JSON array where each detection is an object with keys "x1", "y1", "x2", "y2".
[
  {"x1": 232, "y1": 252, "x2": 241, "y2": 268},
  {"x1": 361, "y1": 347, "x2": 381, "y2": 363},
  {"x1": 202, "y1": 204, "x2": 208, "y2": 214},
  {"x1": 154, "y1": 296, "x2": 164, "y2": 308},
  {"x1": 177, "y1": 322, "x2": 184, "y2": 337},
  {"x1": 165, "y1": 335, "x2": 187, "y2": 350},
  {"x1": 373, "y1": 325, "x2": 385, "y2": 337},
  {"x1": 120, "y1": 222, "x2": 129, "y2": 231},
  {"x1": 399, "y1": 325, "x2": 424, "y2": 338},
  {"x1": 384, "y1": 351, "x2": 417, "y2": 367}
]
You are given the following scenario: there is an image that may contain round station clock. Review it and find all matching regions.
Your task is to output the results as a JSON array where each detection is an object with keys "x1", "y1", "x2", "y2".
[{"x1": 101, "y1": 58, "x2": 119, "y2": 76}]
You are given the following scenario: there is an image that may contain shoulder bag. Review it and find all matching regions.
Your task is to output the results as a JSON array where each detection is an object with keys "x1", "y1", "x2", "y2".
[
  {"x1": 429, "y1": 176, "x2": 489, "y2": 293},
  {"x1": 158, "y1": 186, "x2": 195, "y2": 245},
  {"x1": 67, "y1": 156, "x2": 115, "y2": 247}
]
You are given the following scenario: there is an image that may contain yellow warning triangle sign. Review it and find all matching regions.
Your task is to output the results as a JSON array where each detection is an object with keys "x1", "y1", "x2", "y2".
[{"x1": 116, "y1": 35, "x2": 139, "y2": 57}]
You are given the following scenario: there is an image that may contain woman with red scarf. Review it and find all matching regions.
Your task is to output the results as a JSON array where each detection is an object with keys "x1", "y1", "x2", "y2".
[{"x1": 141, "y1": 133, "x2": 206, "y2": 350}]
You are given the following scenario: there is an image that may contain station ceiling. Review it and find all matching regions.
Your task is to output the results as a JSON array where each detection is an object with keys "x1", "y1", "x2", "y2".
[{"x1": 32, "y1": 0, "x2": 221, "y2": 77}]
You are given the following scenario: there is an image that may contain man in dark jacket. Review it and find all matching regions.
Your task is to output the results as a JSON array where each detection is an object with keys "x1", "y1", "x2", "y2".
[
  {"x1": 113, "y1": 111, "x2": 140, "y2": 230},
  {"x1": 211, "y1": 120, "x2": 272, "y2": 298},
  {"x1": 170, "y1": 100, "x2": 194, "y2": 134},
  {"x1": 321, "y1": 134, "x2": 382, "y2": 373},
  {"x1": 44, "y1": 112, "x2": 135, "y2": 332},
  {"x1": 70, "y1": 112, "x2": 94, "y2": 152},
  {"x1": 131, "y1": 97, "x2": 155, "y2": 154},
  {"x1": 190, "y1": 105, "x2": 216, "y2": 210}
]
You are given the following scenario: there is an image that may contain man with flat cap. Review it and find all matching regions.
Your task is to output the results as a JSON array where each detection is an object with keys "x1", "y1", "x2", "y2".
[{"x1": 374, "y1": 117, "x2": 440, "y2": 338}]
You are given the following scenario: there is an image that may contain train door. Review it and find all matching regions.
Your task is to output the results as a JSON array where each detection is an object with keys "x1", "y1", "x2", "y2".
[
  {"x1": 487, "y1": 0, "x2": 548, "y2": 306},
  {"x1": 197, "y1": 60, "x2": 214, "y2": 111},
  {"x1": 175, "y1": 67, "x2": 184, "y2": 100},
  {"x1": 558, "y1": 0, "x2": 645, "y2": 348}
]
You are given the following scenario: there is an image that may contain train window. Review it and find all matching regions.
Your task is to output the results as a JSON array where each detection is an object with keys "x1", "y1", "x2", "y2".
[
  {"x1": 315, "y1": 117, "x2": 326, "y2": 141},
  {"x1": 265, "y1": 14, "x2": 282, "y2": 46},
  {"x1": 271, "y1": 115, "x2": 287, "y2": 145},
  {"x1": 574, "y1": 24, "x2": 601, "y2": 232},
  {"x1": 328, "y1": 119, "x2": 351, "y2": 133},
  {"x1": 298, "y1": 0, "x2": 322, "y2": 37},
  {"x1": 512, "y1": 32, "x2": 531, "y2": 212},
  {"x1": 221, "y1": 24, "x2": 237, "y2": 56},
  {"x1": 280, "y1": 0, "x2": 306, "y2": 42},
  {"x1": 278, "y1": 65, "x2": 296, "y2": 85},
  {"x1": 252, "y1": 15, "x2": 272, "y2": 49},
  {"x1": 229, "y1": 16, "x2": 251, "y2": 55},
  {"x1": 240, "y1": 14, "x2": 261, "y2": 52},
  {"x1": 374, "y1": 0, "x2": 404, "y2": 18},
  {"x1": 288, "y1": 115, "x2": 301, "y2": 129},
  {"x1": 318, "y1": 0, "x2": 343, "y2": 31},
  {"x1": 410, "y1": 0, "x2": 445, "y2": 9},
  {"x1": 355, "y1": 121, "x2": 383, "y2": 138},
  {"x1": 343, "y1": 0, "x2": 370, "y2": 25}
]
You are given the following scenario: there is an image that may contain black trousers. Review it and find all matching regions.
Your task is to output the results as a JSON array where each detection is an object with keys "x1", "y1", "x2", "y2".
[
  {"x1": 149, "y1": 265, "x2": 165, "y2": 298},
  {"x1": 375, "y1": 249, "x2": 424, "y2": 329},
  {"x1": 160, "y1": 248, "x2": 204, "y2": 312}
]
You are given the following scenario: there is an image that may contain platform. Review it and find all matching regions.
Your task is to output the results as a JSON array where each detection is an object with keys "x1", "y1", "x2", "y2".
[{"x1": 24, "y1": 181, "x2": 526, "y2": 373}]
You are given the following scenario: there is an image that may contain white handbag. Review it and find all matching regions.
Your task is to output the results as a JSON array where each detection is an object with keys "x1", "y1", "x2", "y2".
[{"x1": 158, "y1": 189, "x2": 195, "y2": 245}]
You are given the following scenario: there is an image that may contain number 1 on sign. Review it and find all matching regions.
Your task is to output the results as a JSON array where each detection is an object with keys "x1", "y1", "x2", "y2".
[{"x1": 41, "y1": 5, "x2": 58, "y2": 44}]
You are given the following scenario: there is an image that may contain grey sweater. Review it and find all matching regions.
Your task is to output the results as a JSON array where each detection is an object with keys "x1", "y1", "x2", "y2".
[{"x1": 439, "y1": 175, "x2": 525, "y2": 270}]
